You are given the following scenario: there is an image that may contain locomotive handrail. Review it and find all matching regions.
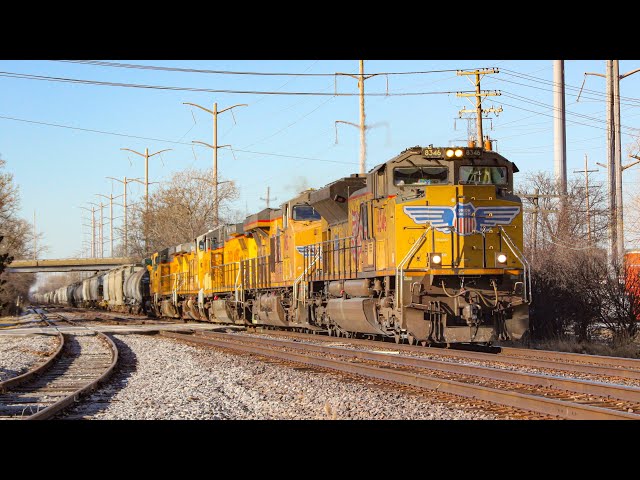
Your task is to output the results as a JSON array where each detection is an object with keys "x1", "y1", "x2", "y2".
[
  {"x1": 498, "y1": 226, "x2": 532, "y2": 304},
  {"x1": 303, "y1": 235, "x2": 356, "y2": 281},
  {"x1": 233, "y1": 261, "x2": 243, "y2": 304},
  {"x1": 292, "y1": 246, "x2": 323, "y2": 310},
  {"x1": 395, "y1": 226, "x2": 432, "y2": 311}
]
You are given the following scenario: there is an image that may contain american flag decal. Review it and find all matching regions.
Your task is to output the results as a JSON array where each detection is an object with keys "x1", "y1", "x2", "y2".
[
  {"x1": 404, "y1": 203, "x2": 520, "y2": 236},
  {"x1": 455, "y1": 203, "x2": 476, "y2": 235}
]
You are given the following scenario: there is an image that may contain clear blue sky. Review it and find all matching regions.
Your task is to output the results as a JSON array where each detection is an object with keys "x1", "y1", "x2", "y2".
[{"x1": 1, "y1": 59, "x2": 639, "y2": 258}]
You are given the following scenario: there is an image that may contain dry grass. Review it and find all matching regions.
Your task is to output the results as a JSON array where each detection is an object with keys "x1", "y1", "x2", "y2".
[{"x1": 530, "y1": 337, "x2": 640, "y2": 359}]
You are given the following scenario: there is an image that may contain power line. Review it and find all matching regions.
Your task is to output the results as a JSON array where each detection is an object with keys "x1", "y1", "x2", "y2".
[
  {"x1": 494, "y1": 75, "x2": 640, "y2": 109},
  {"x1": 53, "y1": 60, "x2": 472, "y2": 77},
  {"x1": 0, "y1": 112, "x2": 355, "y2": 165},
  {"x1": 502, "y1": 92, "x2": 612, "y2": 127},
  {"x1": 501, "y1": 68, "x2": 640, "y2": 105},
  {"x1": 241, "y1": 95, "x2": 337, "y2": 149},
  {"x1": 0, "y1": 113, "x2": 187, "y2": 144},
  {"x1": 500, "y1": 92, "x2": 640, "y2": 134},
  {"x1": 0, "y1": 70, "x2": 472, "y2": 96}
]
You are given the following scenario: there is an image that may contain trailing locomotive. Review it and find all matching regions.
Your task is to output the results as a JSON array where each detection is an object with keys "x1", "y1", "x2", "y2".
[{"x1": 37, "y1": 142, "x2": 531, "y2": 345}]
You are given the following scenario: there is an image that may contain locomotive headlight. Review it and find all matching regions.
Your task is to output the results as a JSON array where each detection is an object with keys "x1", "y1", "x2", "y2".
[
  {"x1": 445, "y1": 149, "x2": 455, "y2": 158},
  {"x1": 496, "y1": 253, "x2": 508, "y2": 265},
  {"x1": 454, "y1": 148, "x2": 463, "y2": 157},
  {"x1": 429, "y1": 253, "x2": 443, "y2": 265}
]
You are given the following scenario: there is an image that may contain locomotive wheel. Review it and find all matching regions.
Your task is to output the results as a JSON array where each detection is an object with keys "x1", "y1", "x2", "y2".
[
  {"x1": 394, "y1": 333, "x2": 401, "y2": 344},
  {"x1": 407, "y1": 334, "x2": 416, "y2": 346}
]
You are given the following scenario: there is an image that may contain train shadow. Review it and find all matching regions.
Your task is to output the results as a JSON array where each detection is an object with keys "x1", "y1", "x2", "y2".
[{"x1": 59, "y1": 335, "x2": 138, "y2": 420}]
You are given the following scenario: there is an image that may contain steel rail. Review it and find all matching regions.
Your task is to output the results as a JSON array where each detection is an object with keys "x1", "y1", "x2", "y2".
[
  {"x1": 0, "y1": 310, "x2": 119, "y2": 420},
  {"x1": 0, "y1": 331, "x2": 64, "y2": 394},
  {"x1": 195, "y1": 330, "x2": 640, "y2": 403},
  {"x1": 245, "y1": 329, "x2": 640, "y2": 381},
  {"x1": 499, "y1": 346, "x2": 640, "y2": 370},
  {"x1": 160, "y1": 331, "x2": 639, "y2": 420},
  {"x1": 27, "y1": 332, "x2": 118, "y2": 420}
]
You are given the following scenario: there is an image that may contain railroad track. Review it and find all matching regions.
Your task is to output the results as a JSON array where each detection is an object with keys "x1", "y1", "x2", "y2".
[
  {"x1": 243, "y1": 328, "x2": 640, "y2": 382},
  {"x1": 45, "y1": 306, "x2": 186, "y2": 327},
  {"x1": 160, "y1": 330, "x2": 640, "y2": 420},
  {"x1": 0, "y1": 311, "x2": 118, "y2": 420}
]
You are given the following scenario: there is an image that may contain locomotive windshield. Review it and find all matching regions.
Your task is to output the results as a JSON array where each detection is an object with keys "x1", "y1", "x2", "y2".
[
  {"x1": 292, "y1": 204, "x2": 321, "y2": 221},
  {"x1": 459, "y1": 166, "x2": 507, "y2": 185},
  {"x1": 394, "y1": 167, "x2": 449, "y2": 186}
]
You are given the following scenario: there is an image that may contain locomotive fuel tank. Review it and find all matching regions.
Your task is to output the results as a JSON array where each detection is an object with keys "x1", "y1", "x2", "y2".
[{"x1": 325, "y1": 297, "x2": 386, "y2": 335}]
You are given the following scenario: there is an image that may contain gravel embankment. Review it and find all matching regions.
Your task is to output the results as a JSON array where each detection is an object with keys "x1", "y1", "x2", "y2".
[
  {"x1": 61, "y1": 334, "x2": 500, "y2": 420},
  {"x1": 0, "y1": 335, "x2": 59, "y2": 382}
]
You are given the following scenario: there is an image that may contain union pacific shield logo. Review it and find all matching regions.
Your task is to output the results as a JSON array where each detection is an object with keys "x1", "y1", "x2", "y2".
[{"x1": 404, "y1": 203, "x2": 520, "y2": 235}]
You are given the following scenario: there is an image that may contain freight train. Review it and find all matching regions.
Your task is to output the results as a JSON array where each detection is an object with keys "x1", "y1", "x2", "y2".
[{"x1": 34, "y1": 143, "x2": 531, "y2": 345}]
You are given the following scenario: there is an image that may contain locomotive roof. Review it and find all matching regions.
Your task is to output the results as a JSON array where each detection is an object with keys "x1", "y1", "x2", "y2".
[{"x1": 369, "y1": 145, "x2": 519, "y2": 173}]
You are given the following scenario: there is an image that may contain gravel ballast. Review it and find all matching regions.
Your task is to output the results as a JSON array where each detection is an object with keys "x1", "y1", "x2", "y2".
[
  {"x1": 62, "y1": 334, "x2": 500, "y2": 420},
  {"x1": 0, "y1": 334, "x2": 59, "y2": 382}
]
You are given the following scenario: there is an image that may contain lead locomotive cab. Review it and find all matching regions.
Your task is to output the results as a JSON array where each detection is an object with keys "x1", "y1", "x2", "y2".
[
  {"x1": 389, "y1": 144, "x2": 518, "y2": 196},
  {"x1": 388, "y1": 144, "x2": 528, "y2": 345}
]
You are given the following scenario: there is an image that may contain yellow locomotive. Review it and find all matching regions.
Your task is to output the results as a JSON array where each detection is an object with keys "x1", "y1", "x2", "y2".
[{"x1": 148, "y1": 142, "x2": 530, "y2": 344}]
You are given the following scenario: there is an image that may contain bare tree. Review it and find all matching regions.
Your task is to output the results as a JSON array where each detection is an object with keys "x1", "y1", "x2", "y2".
[
  {"x1": 0, "y1": 236, "x2": 12, "y2": 311},
  {"x1": 121, "y1": 168, "x2": 239, "y2": 257},
  {"x1": 518, "y1": 172, "x2": 608, "y2": 263},
  {"x1": 0, "y1": 157, "x2": 38, "y2": 314},
  {"x1": 515, "y1": 171, "x2": 640, "y2": 348},
  {"x1": 516, "y1": 172, "x2": 608, "y2": 341}
]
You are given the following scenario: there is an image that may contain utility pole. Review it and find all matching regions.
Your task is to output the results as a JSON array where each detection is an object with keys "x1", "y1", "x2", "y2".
[
  {"x1": 613, "y1": 60, "x2": 624, "y2": 262},
  {"x1": 521, "y1": 191, "x2": 561, "y2": 263},
  {"x1": 456, "y1": 68, "x2": 502, "y2": 147},
  {"x1": 579, "y1": 61, "x2": 640, "y2": 264},
  {"x1": 120, "y1": 148, "x2": 171, "y2": 253},
  {"x1": 574, "y1": 154, "x2": 599, "y2": 244},
  {"x1": 79, "y1": 206, "x2": 96, "y2": 257},
  {"x1": 96, "y1": 193, "x2": 123, "y2": 257},
  {"x1": 530, "y1": 189, "x2": 540, "y2": 264},
  {"x1": 553, "y1": 60, "x2": 567, "y2": 195},
  {"x1": 120, "y1": 148, "x2": 171, "y2": 214},
  {"x1": 33, "y1": 210, "x2": 36, "y2": 260},
  {"x1": 89, "y1": 202, "x2": 105, "y2": 258},
  {"x1": 552, "y1": 61, "x2": 568, "y2": 242},
  {"x1": 260, "y1": 186, "x2": 277, "y2": 209},
  {"x1": 107, "y1": 176, "x2": 143, "y2": 256},
  {"x1": 335, "y1": 60, "x2": 381, "y2": 174},
  {"x1": 358, "y1": 60, "x2": 365, "y2": 174},
  {"x1": 454, "y1": 115, "x2": 496, "y2": 147},
  {"x1": 184, "y1": 101, "x2": 247, "y2": 227}
]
